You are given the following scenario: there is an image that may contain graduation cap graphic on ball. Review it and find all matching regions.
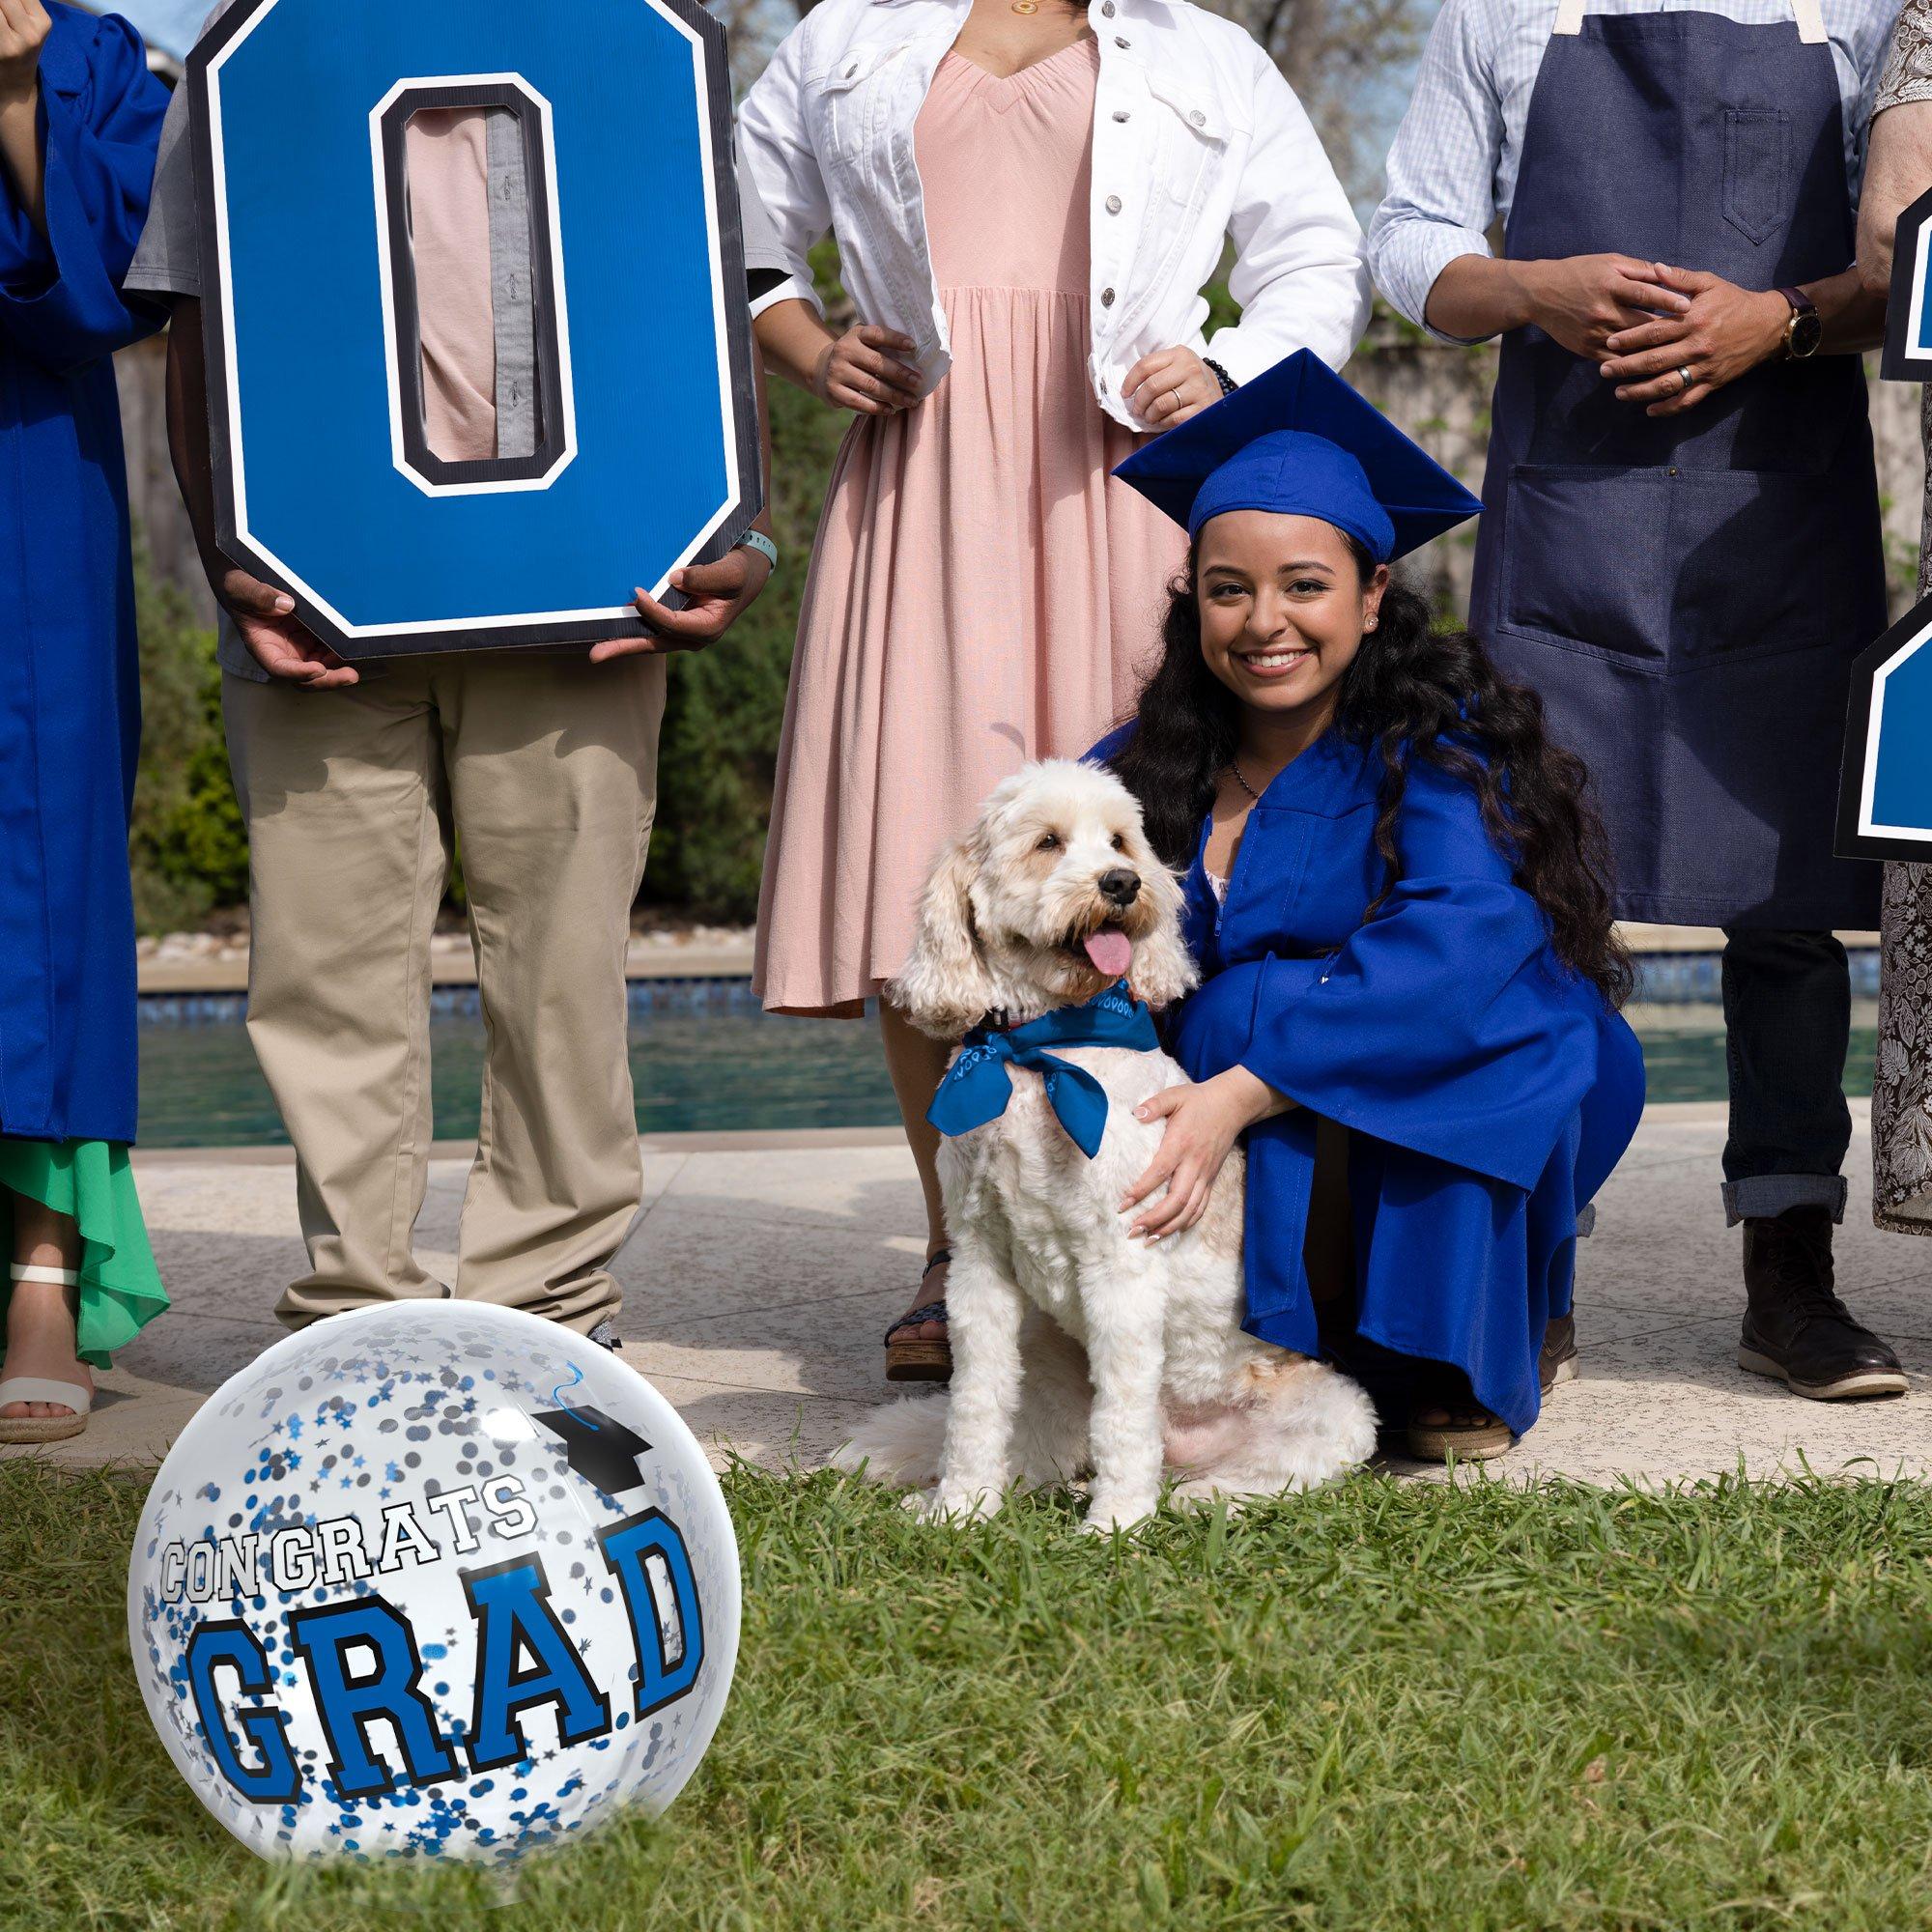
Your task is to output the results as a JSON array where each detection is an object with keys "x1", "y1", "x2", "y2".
[{"x1": 1113, "y1": 349, "x2": 1481, "y2": 558}]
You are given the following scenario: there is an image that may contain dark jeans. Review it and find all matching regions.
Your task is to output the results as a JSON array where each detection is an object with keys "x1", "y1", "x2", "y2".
[{"x1": 1719, "y1": 927, "x2": 1852, "y2": 1226}]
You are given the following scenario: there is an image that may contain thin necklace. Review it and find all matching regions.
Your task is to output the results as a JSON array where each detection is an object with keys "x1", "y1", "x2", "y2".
[{"x1": 1228, "y1": 757, "x2": 1265, "y2": 804}]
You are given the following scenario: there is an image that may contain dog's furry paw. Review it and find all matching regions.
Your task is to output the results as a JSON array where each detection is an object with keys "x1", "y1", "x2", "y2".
[
  {"x1": 1075, "y1": 1493, "x2": 1156, "y2": 1537},
  {"x1": 907, "y1": 1486, "x2": 1002, "y2": 1525}
]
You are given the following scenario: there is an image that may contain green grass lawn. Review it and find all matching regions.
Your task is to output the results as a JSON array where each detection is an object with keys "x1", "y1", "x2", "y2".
[{"x1": 6, "y1": 1459, "x2": 1932, "y2": 1932}]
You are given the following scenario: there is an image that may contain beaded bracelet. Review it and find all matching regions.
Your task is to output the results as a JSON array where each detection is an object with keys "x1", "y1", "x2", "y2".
[{"x1": 1204, "y1": 358, "x2": 1237, "y2": 398}]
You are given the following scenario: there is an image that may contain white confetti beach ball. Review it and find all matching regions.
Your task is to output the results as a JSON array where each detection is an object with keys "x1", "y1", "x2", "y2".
[{"x1": 128, "y1": 1301, "x2": 739, "y2": 1864}]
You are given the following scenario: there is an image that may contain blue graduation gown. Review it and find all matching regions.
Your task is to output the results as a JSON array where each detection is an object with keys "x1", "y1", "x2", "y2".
[
  {"x1": 1095, "y1": 726, "x2": 1645, "y2": 1435},
  {"x1": 0, "y1": 6, "x2": 166, "y2": 1144}
]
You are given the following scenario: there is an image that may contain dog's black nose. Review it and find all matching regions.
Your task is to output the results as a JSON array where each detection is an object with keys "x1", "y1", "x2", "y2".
[{"x1": 1097, "y1": 867, "x2": 1141, "y2": 907}]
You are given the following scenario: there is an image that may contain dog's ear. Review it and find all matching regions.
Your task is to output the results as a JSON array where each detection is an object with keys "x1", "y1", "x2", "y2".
[
  {"x1": 1128, "y1": 867, "x2": 1199, "y2": 1011},
  {"x1": 888, "y1": 831, "x2": 999, "y2": 1039}
]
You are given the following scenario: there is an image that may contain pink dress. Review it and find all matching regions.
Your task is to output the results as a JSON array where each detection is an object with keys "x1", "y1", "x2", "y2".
[{"x1": 753, "y1": 38, "x2": 1186, "y2": 1014}]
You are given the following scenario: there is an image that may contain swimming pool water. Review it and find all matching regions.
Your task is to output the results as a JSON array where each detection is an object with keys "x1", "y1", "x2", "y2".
[
  {"x1": 134, "y1": 990, "x2": 1878, "y2": 1151},
  {"x1": 139, "y1": 1005, "x2": 902, "y2": 1149}
]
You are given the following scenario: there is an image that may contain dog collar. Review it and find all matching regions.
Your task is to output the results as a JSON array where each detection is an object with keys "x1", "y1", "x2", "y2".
[{"x1": 926, "y1": 980, "x2": 1159, "y2": 1159}]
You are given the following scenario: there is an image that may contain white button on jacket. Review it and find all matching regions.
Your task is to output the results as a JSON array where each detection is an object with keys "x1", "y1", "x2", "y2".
[{"x1": 737, "y1": 0, "x2": 1372, "y2": 430}]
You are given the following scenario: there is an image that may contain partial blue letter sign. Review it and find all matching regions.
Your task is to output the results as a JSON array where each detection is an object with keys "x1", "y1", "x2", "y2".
[
  {"x1": 1884, "y1": 185, "x2": 1932, "y2": 384},
  {"x1": 1841, "y1": 594, "x2": 1932, "y2": 862},
  {"x1": 188, "y1": 0, "x2": 761, "y2": 658}
]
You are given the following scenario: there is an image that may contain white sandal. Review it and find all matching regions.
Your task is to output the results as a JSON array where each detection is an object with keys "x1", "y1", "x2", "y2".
[{"x1": 0, "y1": 1264, "x2": 92, "y2": 1443}]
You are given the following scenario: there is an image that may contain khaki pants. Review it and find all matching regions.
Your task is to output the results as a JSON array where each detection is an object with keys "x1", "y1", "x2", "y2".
[{"x1": 224, "y1": 653, "x2": 668, "y2": 1335}]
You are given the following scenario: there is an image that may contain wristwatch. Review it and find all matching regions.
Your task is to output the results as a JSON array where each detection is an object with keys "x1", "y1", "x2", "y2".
[{"x1": 1775, "y1": 286, "x2": 1823, "y2": 360}]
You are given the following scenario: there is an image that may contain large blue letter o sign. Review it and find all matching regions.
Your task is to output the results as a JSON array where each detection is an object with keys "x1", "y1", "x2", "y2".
[{"x1": 189, "y1": 0, "x2": 761, "y2": 658}]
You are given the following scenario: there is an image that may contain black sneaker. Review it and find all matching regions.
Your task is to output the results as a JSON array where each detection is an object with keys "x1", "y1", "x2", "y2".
[{"x1": 1737, "y1": 1207, "x2": 1907, "y2": 1401}]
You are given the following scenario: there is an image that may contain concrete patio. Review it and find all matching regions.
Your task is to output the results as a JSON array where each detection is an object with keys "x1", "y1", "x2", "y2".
[{"x1": 14, "y1": 1100, "x2": 1929, "y2": 1486}]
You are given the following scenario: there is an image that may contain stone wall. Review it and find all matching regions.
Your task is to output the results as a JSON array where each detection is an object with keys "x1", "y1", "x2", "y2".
[{"x1": 116, "y1": 312, "x2": 1928, "y2": 629}]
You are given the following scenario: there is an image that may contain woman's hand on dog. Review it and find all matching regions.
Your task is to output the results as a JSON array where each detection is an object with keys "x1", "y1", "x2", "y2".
[{"x1": 1121, "y1": 1069, "x2": 1291, "y2": 1241}]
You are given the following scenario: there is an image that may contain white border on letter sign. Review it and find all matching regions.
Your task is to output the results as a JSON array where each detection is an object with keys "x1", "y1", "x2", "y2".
[{"x1": 369, "y1": 73, "x2": 577, "y2": 498}]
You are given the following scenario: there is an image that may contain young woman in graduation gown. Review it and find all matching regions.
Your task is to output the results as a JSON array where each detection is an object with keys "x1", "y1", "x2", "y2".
[
  {"x1": 1095, "y1": 353, "x2": 1645, "y2": 1459},
  {"x1": 0, "y1": 1, "x2": 170, "y2": 1440}
]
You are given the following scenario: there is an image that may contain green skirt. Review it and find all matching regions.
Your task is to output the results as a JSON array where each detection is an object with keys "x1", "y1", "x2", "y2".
[{"x1": 0, "y1": 1139, "x2": 168, "y2": 1370}]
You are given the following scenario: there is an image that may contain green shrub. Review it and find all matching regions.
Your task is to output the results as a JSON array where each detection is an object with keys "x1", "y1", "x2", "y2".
[
  {"x1": 643, "y1": 251, "x2": 851, "y2": 923},
  {"x1": 127, "y1": 547, "x2": 248, "y2": 933}
]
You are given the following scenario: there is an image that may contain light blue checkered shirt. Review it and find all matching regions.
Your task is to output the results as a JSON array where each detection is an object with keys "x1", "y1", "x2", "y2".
[{"x1": 1367, "y1": 0, "x2": 1902, "y2": 340}]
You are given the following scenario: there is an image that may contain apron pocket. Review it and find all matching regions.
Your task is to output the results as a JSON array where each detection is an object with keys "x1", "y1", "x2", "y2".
[
  {"x1": 1669, "y1": 467, "x2": 1862, "y2": 665},
  {"x1": 1722, "y1": 109, "x2": 1788, "y2": 249},
  {"x1": 1500, "y1": 464, "x2": 1669, "y2": 667}
]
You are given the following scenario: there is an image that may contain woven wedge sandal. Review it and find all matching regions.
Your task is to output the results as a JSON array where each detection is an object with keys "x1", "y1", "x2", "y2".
[
  {"x1": 884, "y1": 1250, "x2": 952, "y2": 1384},
  {"x1": 0, "y1": 1264, "x2": 93, "y2": 1444}
]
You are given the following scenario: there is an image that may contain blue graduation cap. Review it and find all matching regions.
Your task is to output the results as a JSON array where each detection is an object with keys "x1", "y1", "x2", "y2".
[{"x1": 1113, "y1": 350, "x2": 1481, "y2": 562}]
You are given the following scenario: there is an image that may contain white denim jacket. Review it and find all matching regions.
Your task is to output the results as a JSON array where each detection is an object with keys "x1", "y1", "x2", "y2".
[{"x1": 737, "y1": 0, "x2": 1371, "y2": 428}]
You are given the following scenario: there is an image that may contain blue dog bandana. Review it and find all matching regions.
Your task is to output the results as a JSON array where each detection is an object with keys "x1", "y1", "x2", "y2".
[{"x1": 925, "y1": 980, "x2": 1160, "y2": 1159}]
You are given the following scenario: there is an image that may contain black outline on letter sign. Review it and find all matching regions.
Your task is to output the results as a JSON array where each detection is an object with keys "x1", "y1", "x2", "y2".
[{"x1": 377, "y1": 81, "x2": 567, "y2": 489}]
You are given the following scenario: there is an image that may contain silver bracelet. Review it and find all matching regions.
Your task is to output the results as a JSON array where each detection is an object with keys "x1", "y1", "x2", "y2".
[{"x1": 735, "y1": 529, "x2": 780, "y2": 573}]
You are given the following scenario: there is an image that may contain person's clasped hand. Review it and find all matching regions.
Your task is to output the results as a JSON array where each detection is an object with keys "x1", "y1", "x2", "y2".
[
  {"x1": 1598, "y1": 264, "x2": 1792, "y2": 416},
  {"x1": 1118, "y1": 1066, "x2": 1290, "y2": 1242},
  {"x1": 812, "y1": 324, "x2": 923, "y2": 415},
  {"x1": 1124, "y1": 346, "x2": 1221, "y2": 430},
  {"x1": 1515, "y1": 252, "x2": 1691, "y2": 360}
]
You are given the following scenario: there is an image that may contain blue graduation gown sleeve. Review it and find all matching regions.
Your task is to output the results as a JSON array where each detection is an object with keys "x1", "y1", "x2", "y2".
[
  {"x1": 1180, "y1": 758, "x2": 1599, "y2": 1193},
  {"x1": 0, "y1": 8, "x2": 167, "y2": 372},
  {"x1": 1168, "y1": 753, "x2": 1645, "y2": 1436},
  {"x1": 0, "y1": 5, "x2": 165, "y2": 1145}
]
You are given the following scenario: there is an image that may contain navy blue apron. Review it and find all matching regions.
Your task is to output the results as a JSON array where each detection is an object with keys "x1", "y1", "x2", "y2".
[{"x1": 1467, "y1": 1, "x2": 1884, "y2": 930}]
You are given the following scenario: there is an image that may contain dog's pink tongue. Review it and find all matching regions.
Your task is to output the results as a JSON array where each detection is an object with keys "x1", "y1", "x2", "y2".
[{"x1": 1082, "y1": 929, "x2": 1133, "y2": 979}]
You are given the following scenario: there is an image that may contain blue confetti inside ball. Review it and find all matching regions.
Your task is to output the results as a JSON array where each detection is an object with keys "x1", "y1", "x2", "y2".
[{"x1": 128, "y1": 1301, "x2": 740, "y2": 1864}]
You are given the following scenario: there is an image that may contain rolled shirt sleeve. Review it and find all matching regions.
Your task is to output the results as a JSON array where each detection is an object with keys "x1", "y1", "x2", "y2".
[
  {"x1": 1365, "y1": 0, "x2": 1505, "y2": 343},
  {"x1": 1206, "y1": 47, "x2": 1371, "y2": 379},
  {"x1": 737, "y1": 22, "x2": 833, "y2": 322},
  {"x1": 737, "y1": 143, "x2": 812, "y2": 319},
  {"x1": 1875, "y1": 0, "x2": 1932, "y2": 117},
  {"x1": 122, "y1": 73, "x2": 198, "y2": 302}
]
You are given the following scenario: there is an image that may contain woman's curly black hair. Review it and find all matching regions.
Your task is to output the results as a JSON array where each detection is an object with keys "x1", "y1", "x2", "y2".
[{"x1": 1109, "y1": 539, "x2": 1633, "y2": 1007}]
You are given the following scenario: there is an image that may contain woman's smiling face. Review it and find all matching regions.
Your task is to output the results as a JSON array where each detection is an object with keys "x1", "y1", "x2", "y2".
[{"x1": 1194, "y1": 510, "x2": 1388, "y2": 725}]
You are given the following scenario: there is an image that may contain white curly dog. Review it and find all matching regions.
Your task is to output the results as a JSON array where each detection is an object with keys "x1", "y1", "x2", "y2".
[{"x1": 835, "y1": 758, "x2": 1378, "y2": 1532}]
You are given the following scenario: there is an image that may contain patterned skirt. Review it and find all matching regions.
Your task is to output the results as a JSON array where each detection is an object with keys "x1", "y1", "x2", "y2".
[{"x1": 1870, "y1": 385, "x2": 1932, "y2": 1235}]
